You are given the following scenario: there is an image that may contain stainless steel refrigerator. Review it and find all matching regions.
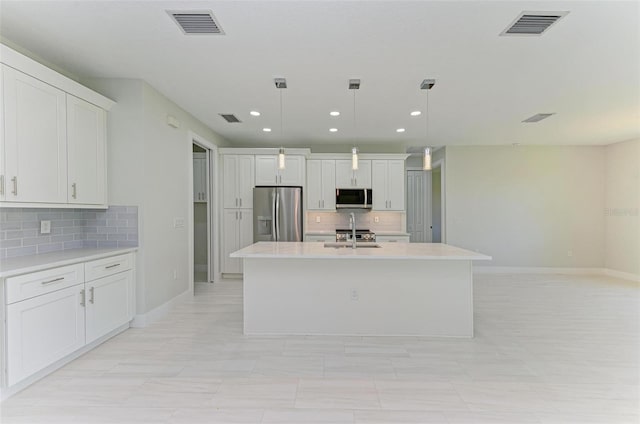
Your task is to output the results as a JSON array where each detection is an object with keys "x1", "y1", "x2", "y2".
[{"x1": 253, "y1": 186, "x2": 303, "y2": 242}]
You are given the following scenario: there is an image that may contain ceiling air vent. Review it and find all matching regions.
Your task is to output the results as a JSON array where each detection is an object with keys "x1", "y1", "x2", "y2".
[
  {"x1": 522, "y1": 113, "x2": 555, "y2": 123},
  {"x1": 219, "y1": 114, "x2": 241, "y2": 123},
  {"x1": 168, "y1": 11, "x2": 224, "y2": 35},
  {"x1": 500, "y1": 12, "x2": 568, "y2": 36}
]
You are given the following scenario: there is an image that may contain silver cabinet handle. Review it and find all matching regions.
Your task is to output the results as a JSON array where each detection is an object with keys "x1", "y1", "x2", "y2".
[
  {"x1": 239, "y1": 211, "x2": 242, "y2": 220},
  {"x1": 89, "y1": 286, "x2": 95, "y2": 304},
  {"x1": 105, "y1": 263, "x2": 121, "y2": 269},
  {"x1": 11, "y1": 176, "x2": 17, "y2": 195},
  {"x1": 0, "y1": 175, "x2": 4, "y2": 196},
  {"x1": 71, "y1": 183, "x2": 77, "y2": 199},
  {"x1": 239, "y1": 198, "x2": 242, "y2": 207},
  {"x1": 80, "y1": 289, "x2": 86, "y2": 307},
  {"x1": 42, "y1": 277, "x2": 64, "y2": 285},
  {"x1": 235, "y1": 198, "x2": 238, "y2": 207}
]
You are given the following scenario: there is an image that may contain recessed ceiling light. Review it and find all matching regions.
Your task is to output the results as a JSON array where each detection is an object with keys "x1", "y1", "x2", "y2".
[
  {"x1": 396, "y1": 128, "x2": 406, "y2": 133},
  {"x1": 262, "y1": 128, "x2": 271, "y2": 132},
  {"x1": 329, "y1": 128, "x2": 338, "y2": 132},
  {"x1": 250, "y1": 111, "x2": 260, "y2": 116},
  {"x1": 330, "y1": 111, "x2": 340, "y2": 117},
  {"x1": 410, "y1": 111, "x2": 421, "y2": 116}
]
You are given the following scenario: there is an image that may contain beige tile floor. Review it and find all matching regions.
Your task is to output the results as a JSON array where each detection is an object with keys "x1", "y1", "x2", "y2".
[{"x1": 1, "y1": 273, "x2": 638, "y2": 423}]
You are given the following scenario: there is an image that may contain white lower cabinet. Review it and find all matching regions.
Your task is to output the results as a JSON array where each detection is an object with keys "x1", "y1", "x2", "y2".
[
  {"x1": 6, "y1": 284, "x2": 85, "y2": 386},
  {"x1": 3, "y1": 252, "x2": 135, "y2": 388},
  {"x1": 222, "y1": 209, "x2": 253, "y2": 274},
  {"x1": 85, "y1": 271, "x2": 133, "y2": 344}
]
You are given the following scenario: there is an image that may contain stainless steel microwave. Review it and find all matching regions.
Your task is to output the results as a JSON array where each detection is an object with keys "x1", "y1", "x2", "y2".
[{"x1": 335, "y1": 188, "x2": 372, "y2": 209}]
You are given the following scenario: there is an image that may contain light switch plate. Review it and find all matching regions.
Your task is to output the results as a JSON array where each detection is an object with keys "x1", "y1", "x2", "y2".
[
  {"x1": 174, "y1": 218, "x2": 185, "y2": 228},
  {"x1": 315, "y1": 216, "x2": 321, "y2": 223},
  {"x1": 40, "y1": 220, "x2": 51, "y2": 234},
  {"x1": 374, "y1": 216, "x2": 379, "y2": 223}
]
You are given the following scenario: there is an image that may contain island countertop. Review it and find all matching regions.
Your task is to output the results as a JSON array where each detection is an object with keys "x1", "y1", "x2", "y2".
[{"x1": 231, "y1": 241, "x2": 491, "y2": 261}]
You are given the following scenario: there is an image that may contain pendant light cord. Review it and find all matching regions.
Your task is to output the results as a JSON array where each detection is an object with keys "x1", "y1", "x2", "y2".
[
  {"x1": 280, "y1": 89, "x2": 283, "y2": 138},
  {"x1": 425, "y1": 87, "x2": 429, "y2": 143}
]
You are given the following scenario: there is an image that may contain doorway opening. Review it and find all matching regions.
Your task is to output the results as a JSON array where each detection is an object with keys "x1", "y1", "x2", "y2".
[
  {"x1": 406, "y1": 159, "x2": 445, "y2": 243},
  {"x1": 189, "y1": 131, "x2": 219, "y2": 296},
  {"x1": 193, "y1": 143, "x2": 209, "y2": 283}
]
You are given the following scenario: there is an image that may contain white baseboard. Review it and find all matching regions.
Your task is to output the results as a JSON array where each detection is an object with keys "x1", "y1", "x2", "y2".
[
  {"x1": 474, "y1": 266, "x2": 639, "y2": 282},
  {"x1": 473, "y1": 266, "x2": 602, "y2": 275},
  {"x1": 601, "y1": 268, "x2": 640, "y2": 282},
  {"x1": 131, "y1": 289, "x2": 193, "y2": 328}
]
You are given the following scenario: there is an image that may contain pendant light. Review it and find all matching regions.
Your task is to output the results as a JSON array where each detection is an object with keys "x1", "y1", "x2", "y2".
[
  {"x1": 275, "y1": 78, "x2": 287, "y2": 169},
  {"x1": 421, "y1": 79, "x2": 435, "y2": 171},
  {"x1": 349, "y1": 79, "x2": 360, "y2": 170}
]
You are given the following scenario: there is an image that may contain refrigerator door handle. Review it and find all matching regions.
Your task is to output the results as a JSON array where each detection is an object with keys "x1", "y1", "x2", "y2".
[
  {"x1": 275, "y1": 191, "x2": 280, "y2": 241},
  {"x1": 271, "y1": 191, "x2": 277, "y2": 241}
]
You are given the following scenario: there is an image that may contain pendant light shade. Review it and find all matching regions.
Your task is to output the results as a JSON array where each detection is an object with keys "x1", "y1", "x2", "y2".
[
  {"x1": 352, "y1": 147, "x2": 359, "y2": 170},
  {"x1": 278, "y1": 147, "x2": 286, "y2": 170},
  {"x1": 423, "y1": 147, "x2": 432, "y2": 171}
]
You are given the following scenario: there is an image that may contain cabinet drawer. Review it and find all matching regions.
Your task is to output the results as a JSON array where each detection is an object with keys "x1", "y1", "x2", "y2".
[
  {"x1": 6, "y1": 264, "x2": 84, "y2": 304},
  {"x1": 84, "y1": 253, "x2": 133, "y2": 281}
]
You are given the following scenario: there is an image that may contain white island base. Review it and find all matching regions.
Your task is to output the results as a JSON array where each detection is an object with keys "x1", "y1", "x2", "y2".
[{"x1": 234, "y1": 242, "x2": 491, "y2": 338}]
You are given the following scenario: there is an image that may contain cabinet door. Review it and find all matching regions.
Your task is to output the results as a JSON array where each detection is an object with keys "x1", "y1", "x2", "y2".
[
  {"x1": 238, "y1": 209, "x2": 254, "y2": 273},
  {"x1": 255, "y1": 155, "x2": 278, "y2": 185},
  {"x1": 3, "y1": 65, "x2": 67, "y2": 203},
  {"x1": 321, "y1": 160, "x2": 336, "y2": 210},
  {"x1": 222, "y1": 210, "x2": 241, "y2": 273},
  {"x1": 67, "y1": 95, "x2": 106, "y2": 205},
  {"x1": 237, "y1": 155, "x2": 254, "y2": 208},
  {"x1": 193, "y1": 154, "x2": 206, "y2": 202},
  {"x1": 306, "y1": 160, "x2": 323, "y2": 209},
  {"x1": 386, "y1": 160, "x2": 405, "y2": 211},
  {"x1": 223, "y1": 155, "x2": 239, "y2": 208},
  {"x1": 371, "y1": 160, "x2": 388, "y2": 210},
  {"x1": 335, "y1": 160, "x2": 354, "y2": 188},
  {"x1": 85, "y1": 271, "x2": 133, "y2": 344},
  {"x1": 7, "y1": 284, "x2": 85, "y2": 386},
  {"x1": 0, "y1": 67, "x2": 5, "y2": 201},
  {"x1": 280, "y1": 156, "x2": 304, "y2": 186},
  {"x1": 354, "y1": 160, "x2": 372, "y2": 188}
]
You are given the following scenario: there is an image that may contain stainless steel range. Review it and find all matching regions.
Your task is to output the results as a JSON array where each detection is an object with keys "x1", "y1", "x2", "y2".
[{"x1": 335, "y1": 229, "x2": 376, "y2": 243}]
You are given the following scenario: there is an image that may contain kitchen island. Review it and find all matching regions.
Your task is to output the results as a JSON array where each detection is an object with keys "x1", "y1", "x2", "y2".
[{"x1": 231, "y1": 242, "x2": 491, "y2": 337}]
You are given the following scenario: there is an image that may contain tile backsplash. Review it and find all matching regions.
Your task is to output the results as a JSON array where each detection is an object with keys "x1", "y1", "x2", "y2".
[
  {"x1": 0, "y1": 205, "x2": 138, "y2": 259},
  {"x1": 305, "y1": 210, "x2": 406, "y2": 233}
]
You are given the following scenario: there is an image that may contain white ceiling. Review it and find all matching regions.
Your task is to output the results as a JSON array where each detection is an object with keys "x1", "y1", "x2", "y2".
[{"x1": 1, "y1": 1, "x2": 638, "y2": 149}]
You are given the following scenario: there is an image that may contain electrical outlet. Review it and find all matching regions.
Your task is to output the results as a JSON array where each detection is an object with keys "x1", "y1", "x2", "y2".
[
  {"x1": 567, "y1": 250, "x2": 573, "y2": 257},
  {"x1": 40, "y1": 220, "x2": 51, "y2": 234},
  {"x1": 374, "y1": 216, "x2": 379, "y2": 223},
  {"x1": 350, "y1": 289, "x2": 359, "y2": 301},
  {"x1": 315, "y1": 216, "x2": 321, "y2": 223},
  {"x1": 174, "y1": 218, "x2": 185, "y2": 228},
  {"x1": 172, "y1": 269, "x2": 178, "y2": 280}
]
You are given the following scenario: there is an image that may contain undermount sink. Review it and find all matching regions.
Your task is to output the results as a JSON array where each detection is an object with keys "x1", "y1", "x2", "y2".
[{"x1": 323, "y1": 242, "x2": 382, "y2": 249}]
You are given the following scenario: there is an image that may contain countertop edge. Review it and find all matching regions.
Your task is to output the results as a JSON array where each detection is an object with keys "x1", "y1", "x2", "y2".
[
  {"x1": 0, "y1": 247, "x2": 138, "y2": 278},
  {"x1": 231, "y1": 253, "x2": 492, "y2": 260}
]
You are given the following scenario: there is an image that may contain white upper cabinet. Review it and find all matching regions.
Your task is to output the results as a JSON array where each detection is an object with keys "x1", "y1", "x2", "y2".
[
  {"x1": 2, "y1": 65, "x2": 68, "y2": 203},
  {"x1": 372, "y1": 159, "x2": 405, "y2": 211},
  {"x1": 223, "y1": 155, "x2": 254, "y2": 208},
  {"x1": 307, "y1": 159, "x2": 336, "y2": 210},
  {"x1": 255, "y1": 155, "x2": 304, "y2": 186},
  {"x1": 67, "y1": 95, "x2": 106, "y2": 205},
  {"x1": 193, "y1": 152, "x2": 206, "y2": 202},
  {"x1": 335, "y1": 159, "x2": 371, "y2": 188},
  {"x1": 1, "y1": 46, "x2": 114, "y2": 208}
]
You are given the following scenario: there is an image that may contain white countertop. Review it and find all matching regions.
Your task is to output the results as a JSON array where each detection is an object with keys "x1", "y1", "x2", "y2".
[
  {"x1": 0, "y1": 247, "x2": 137, "y2": 278},
  {"x1": 231, "y1": 242, "x2": 491, "y2": 261}
]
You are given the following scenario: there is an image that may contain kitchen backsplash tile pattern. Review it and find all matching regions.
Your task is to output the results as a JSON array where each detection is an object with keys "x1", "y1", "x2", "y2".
[
  {"x1": 305, "y1": 211, "x2": 406, "y2": 233},
  {"x1": 0, "y1": 206, "x2": 138, "y2": 259}
]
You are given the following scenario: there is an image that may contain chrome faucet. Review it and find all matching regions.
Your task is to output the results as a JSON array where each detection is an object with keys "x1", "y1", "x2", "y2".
[{"x1": 350, "y1": 212, "x2": 357, "y2": 249}]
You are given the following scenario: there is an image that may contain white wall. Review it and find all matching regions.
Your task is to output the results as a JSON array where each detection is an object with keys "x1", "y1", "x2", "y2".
[
  {"x1": 84, "y1": 78, "x2": 228, "y2": 315},
  {"x1": 444, "y1": 146, "x2": 605, "y2": 268},
  {"x1": 604, "y1": 139, "x2": 640, "y2": 276}
]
